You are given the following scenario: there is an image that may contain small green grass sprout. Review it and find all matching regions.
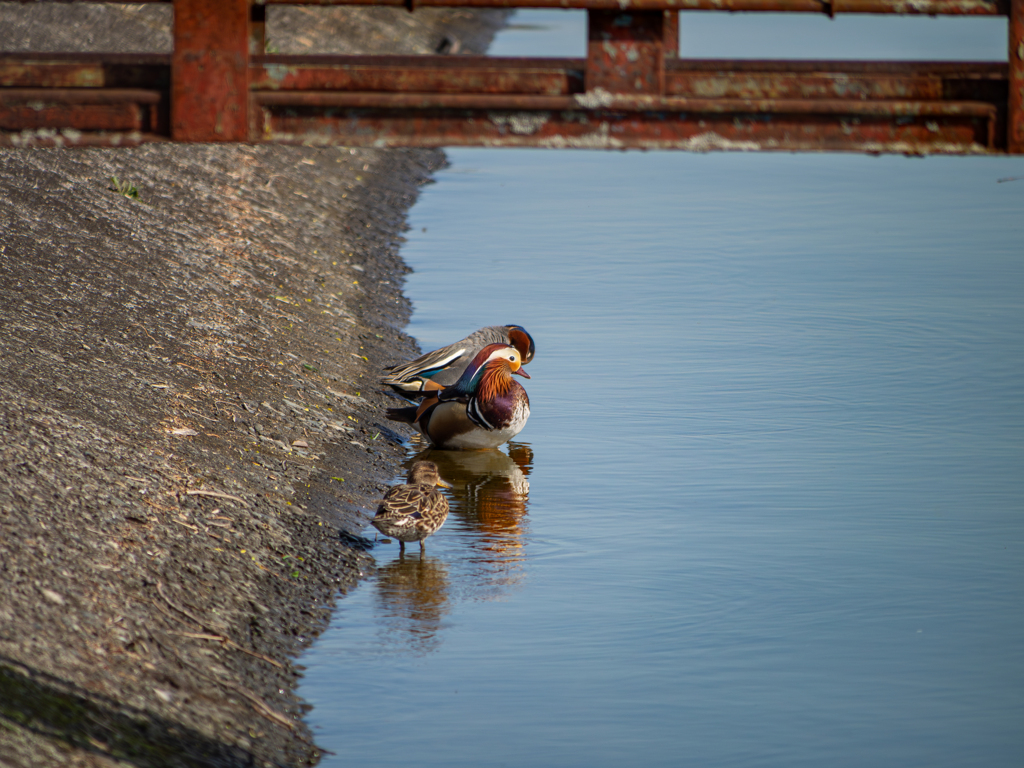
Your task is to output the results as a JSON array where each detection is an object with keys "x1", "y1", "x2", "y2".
[{"x1": 109, "y1": 176, "x2": 139, "y2": 200}]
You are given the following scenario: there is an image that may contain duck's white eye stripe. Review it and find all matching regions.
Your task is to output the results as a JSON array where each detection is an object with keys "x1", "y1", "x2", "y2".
[{"x1": 487, "y1": 347, "x2": 515, "y2": 364}]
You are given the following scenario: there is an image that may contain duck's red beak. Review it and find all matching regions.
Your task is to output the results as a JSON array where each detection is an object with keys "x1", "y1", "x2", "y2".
[{"x1": 513, "y1": 368, "x2": 531, "y2": 379}]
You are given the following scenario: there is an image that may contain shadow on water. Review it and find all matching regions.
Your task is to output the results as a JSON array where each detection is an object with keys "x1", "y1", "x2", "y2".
[{"x1": 369, "y1": 441, "x2": 533, "y2": 653}]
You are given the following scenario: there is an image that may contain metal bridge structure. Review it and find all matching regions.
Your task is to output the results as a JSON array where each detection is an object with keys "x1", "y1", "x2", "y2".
[{"x1": 1, "y1": 0, "x2": 1022, "y2": 154}]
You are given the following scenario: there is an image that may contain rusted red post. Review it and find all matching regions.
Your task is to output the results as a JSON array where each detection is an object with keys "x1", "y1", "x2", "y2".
[
  {"x1": 664, "y1": 11, "x2": 679, "y2": 59},
  {"x1": 586, "y1": 10, "x2": 666, "y2": 96},
  {"x1": 172, "y1": 0, "x2": 251, "y2": 142},
  {"x1": 1011, "y1": 0, "x2": 1024, "y2": 153}
]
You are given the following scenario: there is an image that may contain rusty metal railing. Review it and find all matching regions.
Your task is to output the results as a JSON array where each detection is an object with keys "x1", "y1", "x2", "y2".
[{"x1": 1, "y1": 0, "x2": 1022, "y2": 153}]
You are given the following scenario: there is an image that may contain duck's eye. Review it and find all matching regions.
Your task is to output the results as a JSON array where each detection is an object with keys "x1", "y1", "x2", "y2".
[{"x1": 510, "y1": 355, "x2": 517, "y2": 362}]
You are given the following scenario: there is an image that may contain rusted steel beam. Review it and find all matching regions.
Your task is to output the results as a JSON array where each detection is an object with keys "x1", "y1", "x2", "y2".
[
  {"x1": 254, "y1": 89, "x2": 997, "y2": 152},
  {"x1": 254, "y1": 89, "x2": 997, "y2": 115},
  {"x1": 1011, "y1": 0, "x2": 1024, "y2": 151},
  {"x1": 7, "y1": 53, "x2": 1001, "y2": 102},
  {"x1": 1, "y1": 102, "x2": 143, "y2": 132},
  {"x1": 666, "y1": 60, "x2": 1008, "y2": 102},
  {"x1": 0, "y1": 54, "x2": 170, "y2": 89},
  {"x1": 586, "y1": 11, "x2": 666, "y2": 95},
  {"x1": 0, "y1": 0, "x2": 1013, "y2": 157},
  {"x1": 2, "y1": 50, "x2": 1008, "y2": 151},
  {"x1": 257, "y1": 91, "x2": 572, "y2": 109},
  {"x1": 0, "y1": 88, "x2": 160, "y2": 109},
  {"x1": 261, "y1": 0, "x2": 1007, "y2": 11},
  {"x1": 667, "y1": 59, "x2": 1007, "y2": 76},
  {"x1": 38, "y1": 0, "x2": 1010, "y2": 10},
  {"x1": 0, "y1": 88, "x2": 163, "y2": 147},
  {"x1": 827, "y1": 0, "x2": 1004, "y2": 10},
  {"x1": 249, "y1": 54, "x2": 1006, "y2": 103},
  {"x1": 172, "y1": 0, "x2": 251, "y2": 141},
  {"x1": 255, "y1": 103, "x2": 995, "y2": 153},
  {"x1": 252, "y1": 55, "x2": 584, "y2": 95}
]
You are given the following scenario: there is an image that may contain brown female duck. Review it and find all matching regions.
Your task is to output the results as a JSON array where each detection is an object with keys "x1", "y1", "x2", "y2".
[{"x1": 371, "y1": 461, "x2": 451, "y2": 552}]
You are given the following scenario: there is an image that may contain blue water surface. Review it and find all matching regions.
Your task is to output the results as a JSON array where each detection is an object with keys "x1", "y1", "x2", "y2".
[{"x1": 300, "y1": 14, "x2": 1024, "y2": 768}]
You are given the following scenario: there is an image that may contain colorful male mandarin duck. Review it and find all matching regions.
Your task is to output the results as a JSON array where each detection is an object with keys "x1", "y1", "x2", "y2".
[
  {"x1": 386, "y1": 343, "x2": 531, "y2": 450},
  {"x1": 371, "y1": 461, "x2": 451, "y2": 553},
  {"x1": 383, "y1": 325, "x2": 535, "y2": 397}
]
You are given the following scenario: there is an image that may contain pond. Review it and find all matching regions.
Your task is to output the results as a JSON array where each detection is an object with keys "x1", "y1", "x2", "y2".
[{"x1": 300, "y1": 13, "x2": 1024, "y2": 767}]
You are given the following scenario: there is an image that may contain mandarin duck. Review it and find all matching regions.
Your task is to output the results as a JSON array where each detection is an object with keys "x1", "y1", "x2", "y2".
[
  {"x1": 383, "y1": 325, "x2": 535, "y2": 397},
  {"x1": 386, "y1": 343, "x2": 531, "y2": 450},
  {"x1": 371, "y1": 461, "x2": 451, "y2": 552}
]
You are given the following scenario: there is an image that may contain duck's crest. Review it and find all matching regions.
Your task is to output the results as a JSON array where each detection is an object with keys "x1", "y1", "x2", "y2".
[{"x1": 506, "y1": 326, "x2": 536, "y2": 365}]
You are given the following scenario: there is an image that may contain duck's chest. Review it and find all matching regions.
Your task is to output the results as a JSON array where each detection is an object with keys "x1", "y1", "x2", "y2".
[
  {"x1": 467, "y1": 387, "x2": 530, "y2": 433},
  {"x1": 419, "y1": 383, "x2": 530, "y2": 450}
]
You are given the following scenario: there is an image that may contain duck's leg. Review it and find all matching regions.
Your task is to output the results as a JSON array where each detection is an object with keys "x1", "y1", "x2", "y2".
[
  {"x1": 399, "y1": 540, "x2": 406, "y2": 554},
  {"x1": 419, "y1": 541, "x2": 426, "y2": 553}
]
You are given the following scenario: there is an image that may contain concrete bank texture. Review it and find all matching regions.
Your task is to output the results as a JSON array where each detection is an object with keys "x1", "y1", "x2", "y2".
[{"x1": 0, "y1": 5, "x2": 509, "y2": 767}]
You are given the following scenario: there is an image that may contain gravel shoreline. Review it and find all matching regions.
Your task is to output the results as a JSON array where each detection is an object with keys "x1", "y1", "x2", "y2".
[{"x1": 0, "y1": 6, "x2": 508, "y2": 766}]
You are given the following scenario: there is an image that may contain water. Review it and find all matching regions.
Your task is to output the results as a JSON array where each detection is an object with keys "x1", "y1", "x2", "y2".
[
  {"x1": 492, "y1": 9, "x2": 1009, "y2": 59},
  {"x1": 299, "y1": 14, "x2": 1024, "y2": 768}
]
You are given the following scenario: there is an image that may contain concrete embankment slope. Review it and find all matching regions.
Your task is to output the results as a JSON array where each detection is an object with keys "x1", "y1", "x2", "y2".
[{"x1": 0, "y1": 6, "x2": 507, "y2": 766}]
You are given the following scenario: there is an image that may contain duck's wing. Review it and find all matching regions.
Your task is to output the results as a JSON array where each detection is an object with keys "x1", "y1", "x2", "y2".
[
  {"x1": 383, "y1": 343, "x2": 473, "y2": 391},
  {"x1": 382, "y1": 326, "x2": 514, "y2": 392},
  {"x1": 376, "y1": 484, "x2": 431, "y2": 521},
  {"x1": 414, "y1": 490, "x2": 450, "y2": 523}
]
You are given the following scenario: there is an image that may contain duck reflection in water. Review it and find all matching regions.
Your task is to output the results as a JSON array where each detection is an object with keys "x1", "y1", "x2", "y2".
[
  {"x1": 372, "y1": 442, "x2": 532, "y2": 651},
  {"x1": 407, "y1": 441, "x2": 532, "y2": 563},
  {"x1": 373, "y1": 554, "x2": 451, "y2": 656}
]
